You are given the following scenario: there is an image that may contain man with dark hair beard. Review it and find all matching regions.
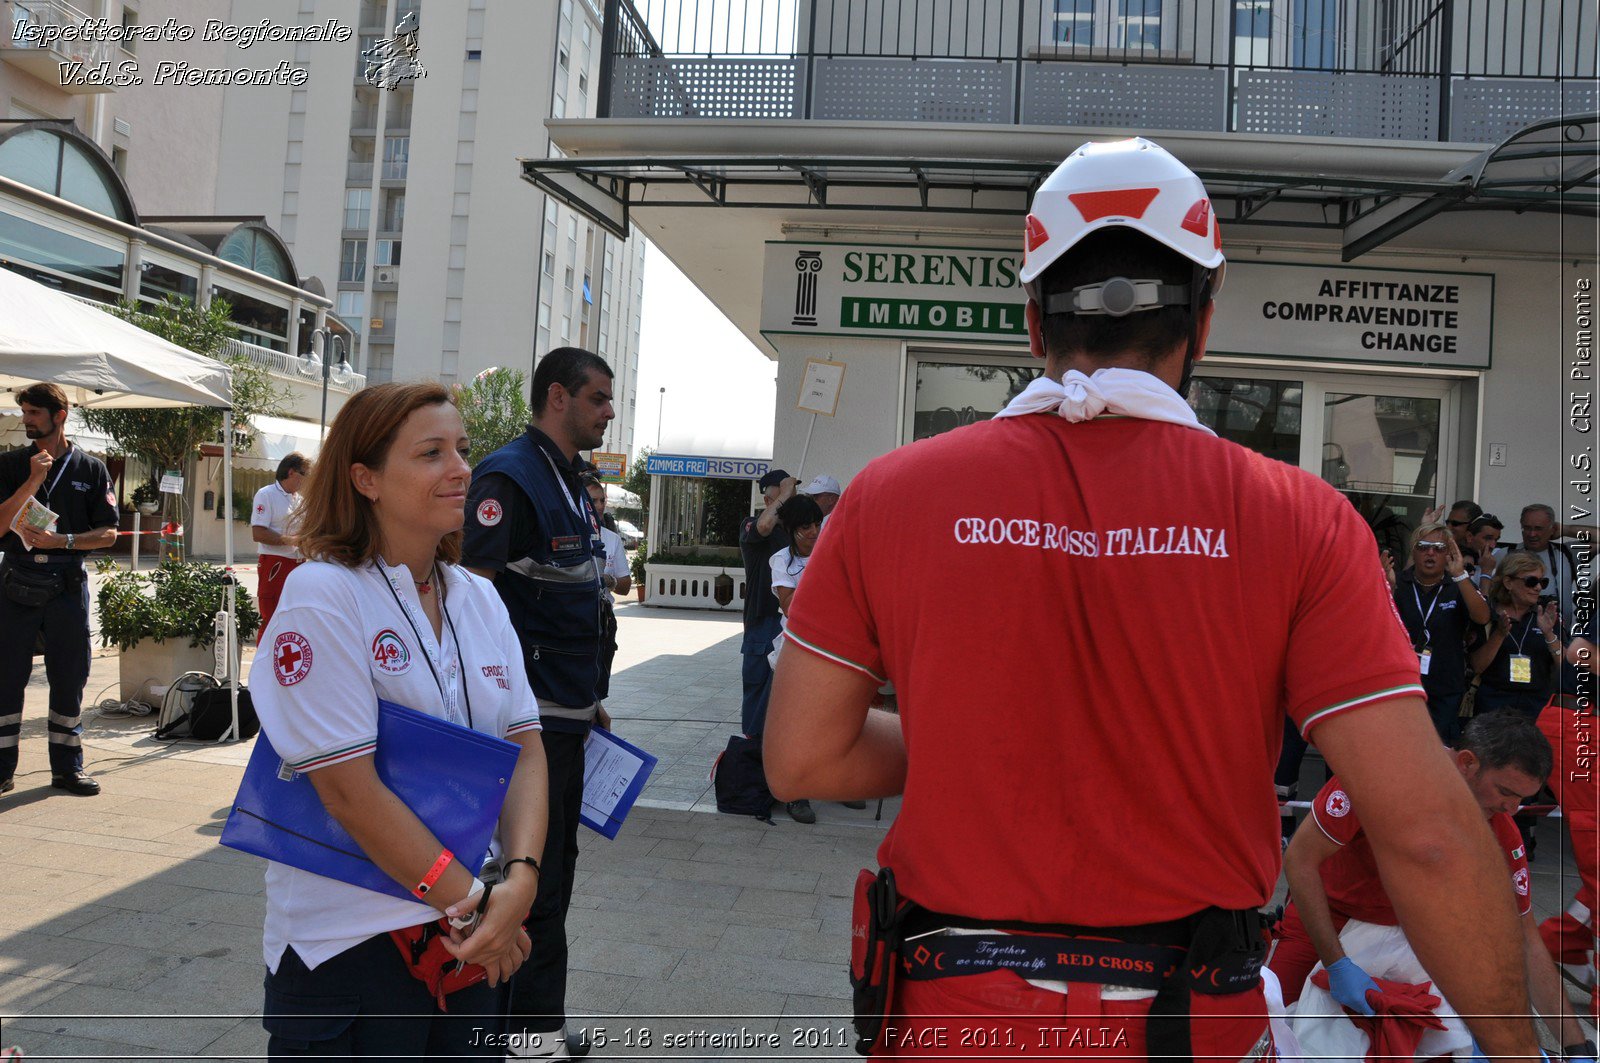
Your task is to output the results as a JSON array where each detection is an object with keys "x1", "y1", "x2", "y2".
[{"x1": 464, "y1": 347, "x2": 614, "y2": 1059}]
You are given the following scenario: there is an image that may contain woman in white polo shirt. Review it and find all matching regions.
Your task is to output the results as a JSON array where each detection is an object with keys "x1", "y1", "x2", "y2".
[{"x1": 251, "y1": 382, "x2": 549, "y2": 1057}]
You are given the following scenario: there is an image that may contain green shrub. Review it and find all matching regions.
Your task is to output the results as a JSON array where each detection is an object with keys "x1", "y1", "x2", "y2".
[{"x1": 96, "y1": 559, "x2": 262, "y2": 650}]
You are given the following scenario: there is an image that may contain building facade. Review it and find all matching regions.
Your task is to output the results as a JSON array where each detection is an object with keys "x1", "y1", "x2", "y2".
[
  {"x1": 534, "y1": 0, "x2": 1597, "y2": 568},
  {"x1": 130, "y1": 0, "x2": 649, "y2": 459}
]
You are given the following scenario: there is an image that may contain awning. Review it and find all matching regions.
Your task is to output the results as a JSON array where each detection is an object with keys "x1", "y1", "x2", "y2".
[
  {"x1": 251, "y1": 414, "x2": 323, "y2": 461},
  {"x1": 606, "y1": 483, "x2": 642, "y2": 508}
]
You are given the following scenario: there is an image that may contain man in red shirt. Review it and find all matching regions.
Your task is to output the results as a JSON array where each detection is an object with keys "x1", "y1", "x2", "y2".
[
  {"x1": 1274, "y1": 712, "x2": 1592, "y2": 1059},
  {"x1": 764, "y1": 137, "x2": 1543, "y2": 1060}
]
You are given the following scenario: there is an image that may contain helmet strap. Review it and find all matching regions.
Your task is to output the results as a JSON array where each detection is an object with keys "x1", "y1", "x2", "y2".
[{"x1": 1176, "y1": 262, "x2": 1212, "y2": 399}]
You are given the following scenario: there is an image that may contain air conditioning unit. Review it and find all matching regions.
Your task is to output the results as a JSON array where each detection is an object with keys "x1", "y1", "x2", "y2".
[{"x1": 374, "y1": 267, "x2": 398, "y2": 284}]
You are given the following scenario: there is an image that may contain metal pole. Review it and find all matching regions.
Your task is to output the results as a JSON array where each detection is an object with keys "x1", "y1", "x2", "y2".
[
  {"x1": 656, "y1": 386, "x2": 665, "y2": 448},
  {"x1": 222, "y1": 408, "x2": 239, "y2": 742},
  {"x1": 1436, "y1": 0, "x2": 1453, "y2": 140}
]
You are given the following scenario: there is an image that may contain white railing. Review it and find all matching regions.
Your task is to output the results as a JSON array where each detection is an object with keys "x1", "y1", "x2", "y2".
[
  {"x1": 225, "y1": 338, "x2": 366, "y2": 391},
  {"x1": 7, "y1": 0, "x2": 118, "y2": 66}
]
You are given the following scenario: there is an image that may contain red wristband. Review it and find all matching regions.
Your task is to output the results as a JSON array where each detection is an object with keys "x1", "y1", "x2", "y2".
[{"x1": 413, "y1": 848, "x2": 454, "y2": 898}]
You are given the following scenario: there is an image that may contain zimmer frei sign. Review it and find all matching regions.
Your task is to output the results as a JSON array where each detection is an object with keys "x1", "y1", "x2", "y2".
[{"x1": 760, "y1": 242, "x2": 1493, "y2": 367}]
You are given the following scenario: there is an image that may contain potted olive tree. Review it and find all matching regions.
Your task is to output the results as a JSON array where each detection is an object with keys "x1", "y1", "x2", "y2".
[{"x1": 96, "y1": 559, "x2": 261, "y2": 702}]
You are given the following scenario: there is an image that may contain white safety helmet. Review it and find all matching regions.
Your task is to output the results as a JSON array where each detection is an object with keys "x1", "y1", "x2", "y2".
[{"x1": 1021, "y1": 137, "x2": 1225, "y2": 310}]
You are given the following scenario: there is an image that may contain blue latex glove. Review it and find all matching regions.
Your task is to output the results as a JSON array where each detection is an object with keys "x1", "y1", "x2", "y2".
[{"x1": 1326, "y1": 956, "x2": 1380, "y2": 1016}]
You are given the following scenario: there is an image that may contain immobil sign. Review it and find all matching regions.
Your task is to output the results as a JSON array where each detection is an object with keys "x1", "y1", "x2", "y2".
[
  {"x1": 760, "y1": 241, "x2": 1494, "y2": 368},
  {"x1": 761, "y1": 242, "x2": 1027, "y2": 341}
]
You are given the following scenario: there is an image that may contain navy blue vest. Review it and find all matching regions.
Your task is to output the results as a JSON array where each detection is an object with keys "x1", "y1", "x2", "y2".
[{"x1": 474, "y1": 431, "x2": 604, "y2": 714}]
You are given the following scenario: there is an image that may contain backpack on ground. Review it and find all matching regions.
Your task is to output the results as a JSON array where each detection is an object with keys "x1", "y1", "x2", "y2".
[
  {"x1": 155, "y1": 671, "x2": 258, "y2": 741},
  {"x1": 711, "y1": 734, "x2": 774, "y2": 822}
]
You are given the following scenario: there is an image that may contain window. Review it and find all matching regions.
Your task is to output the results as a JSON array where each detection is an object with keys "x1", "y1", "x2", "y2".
[
  {"x1": 0, "y1": 128, "x2": 132, "y2": 221},
  {"x1": 120, "y1": 6, "x2": 139, "y2": 54},
  {"x1": 1115, "y1": 0, "x2": 1162, "y2": 47},
  {"x1": 552, "y1": 92, "x2": 565, "y2": 119},
  {"x1": 566, "y1": 217, "x2": 577, "y2": 240},
  {"x1": 558, "y1": 46, "x2": 569, "y2": 69},
  {"x1": 383, "y1": 190, "x2": 405, "y2": 231},
  {"x1": 581, "y1": 22, "x2": 591, "y2": 45},
  {"x1": 112, "y1": 146, "x2": 127, "y2": 177},
  {"x1": 340, "y1": 239, "x2": 368, "y2": 283},
  {"x1": 1051, "y1": 0, "x2": 1095, "y2": 44},
  {"x1": 544, "y1": 250, "x2": 555, "y2": 276},
  {"x1": 564, "y1": 266, "x2": 575, "y2": 290},
  {"x1": 218, "y1": 227, "x2": 293, "y2": 282},
  {"x1": 538, "y1": 304, "x2": 551, "y2": 330},
  {"x1": 138, "y1": 259, "x2": 197, "y2": 306},
  {"x1": 546, "y1": 199, "x2": 559, "y2": 225},
  {"x1": 578, "y1": 71, "x2": 589, "y2": 95},
  {"x1": 466, "y1": 49, "x2": 482, "y2": 60},
  {"x1": 344, "y1": 187, "x2": 371, "y2": 230},
  {"x1": 375, "y1": 239, "x2": 401, "y2": 266},
  {"x1": 560, "y1": 0, "x2": 572, "y2": 22},
  {"x1": 382, "y1": 136, "x2": 409, "y2": 180},
  {"x1": 561, "y1": 315, "x2": 571, "y2": 341},
  {"x1": 337, "y1": 291, "x2": 366, "y2": 320}
]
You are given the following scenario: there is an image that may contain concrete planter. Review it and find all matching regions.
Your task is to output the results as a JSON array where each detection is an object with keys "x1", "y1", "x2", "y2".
[
  {"x1": 117, "y1": 638, "x2": 239, "y2": 703},
  {"x1": 643, "y1": 563, "x2": 746, "y2": 611}
]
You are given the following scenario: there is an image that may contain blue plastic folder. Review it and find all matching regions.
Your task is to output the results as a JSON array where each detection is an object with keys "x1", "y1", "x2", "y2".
[
  {"x1": 220, "y1": 699, "x2": 520, "y2": 902},
  {"x1": 580, "y1": 726, "x2": 657, "y2": 840}
]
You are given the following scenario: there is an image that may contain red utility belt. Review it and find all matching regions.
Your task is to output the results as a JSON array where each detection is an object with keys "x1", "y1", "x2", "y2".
[{"x1": 897, "y1": 931, "x2": 1182, "y2": 991}]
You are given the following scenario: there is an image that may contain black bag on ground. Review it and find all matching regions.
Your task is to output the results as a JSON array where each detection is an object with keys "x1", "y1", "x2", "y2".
[
  {"x1": 156, "y1": 671, "x2": 258, "y2": 741},
  {"x1": 712, "y1": 734, "x2": 774, "y2": 821}
]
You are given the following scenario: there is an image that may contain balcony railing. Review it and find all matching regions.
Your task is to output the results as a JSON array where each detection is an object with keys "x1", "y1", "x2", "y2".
[
  {"x1": 598, "y1": 0, "x2": 1597, "y2": 143},
  {"x1": 347, "y1": 160, "x2": 375, "y2": 183},
  {"x1": 5, "y1": 0, "x2": 121, "y2": 92},
  {"x1": 224, "y1": 338, "x2": 366, "y2": 392}
]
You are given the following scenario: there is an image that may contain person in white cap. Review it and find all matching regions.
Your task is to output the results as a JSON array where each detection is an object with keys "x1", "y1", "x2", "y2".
[
  {"x1": 764, "y1": 137, "x2": 1538, "y2": 1060},
  {"x1": 801, "y1": 474, "x2": 842, "y2": 517}
]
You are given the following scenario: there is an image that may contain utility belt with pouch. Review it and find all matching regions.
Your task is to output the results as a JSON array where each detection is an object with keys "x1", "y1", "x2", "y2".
[
  {"x1": 849, "y1": 867, "x2": 1269, "y2": 1060},
  {"x1": 1, "y1": 560, "x2": 83, "y2": 609}
]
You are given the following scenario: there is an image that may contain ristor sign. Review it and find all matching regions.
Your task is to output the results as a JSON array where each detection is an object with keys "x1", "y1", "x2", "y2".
[
  {"x1": 646, "y1": 454, "x2": 771, "y2": 480},
  {"x1": 762, "y1": 241, "x2": 1026, "y2": 340}
]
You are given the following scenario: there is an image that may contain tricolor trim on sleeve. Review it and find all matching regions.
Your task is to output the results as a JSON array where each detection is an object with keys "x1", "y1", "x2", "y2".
[
  {"x1": 785, "y1": 630, "x2": 888, "y2": 685},
  {"x1": 505, "y1": 716, "x2": 543, "y2": 736},
  {"x1": 289, "y1": 738, "x2": 378, "y2": 772},
  {"x1": 1300, "y1": 683, "x2": 1426, "y2": 736},
  {"x1": 1312, "y1": 813, "x2": 1345, "y2": 846}
]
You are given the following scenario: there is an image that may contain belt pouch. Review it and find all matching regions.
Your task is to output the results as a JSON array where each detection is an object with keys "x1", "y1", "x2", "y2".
[
  {"x1": 2, "y1": 565, "x2": 65, "y2": 608},
  {"x1": 850, "y1": 867, "x2": 906, "y2": 1056},
  {"x1": 387, "y1": 920, "x2": 488, "y2": 1011}
]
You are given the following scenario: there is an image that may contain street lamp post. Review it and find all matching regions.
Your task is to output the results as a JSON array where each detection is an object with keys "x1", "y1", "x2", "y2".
[
  {"x1": 302, "y1": 329, "x2": 354, "y2": 439},
  {"x1": 657, "y1": 386, "x2": 665, "y2": 449}
]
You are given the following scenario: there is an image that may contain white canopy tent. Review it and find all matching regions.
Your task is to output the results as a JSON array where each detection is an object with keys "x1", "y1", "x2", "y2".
[{"x1": 0, "y1": 266, "x2": 247, "y2": 740}]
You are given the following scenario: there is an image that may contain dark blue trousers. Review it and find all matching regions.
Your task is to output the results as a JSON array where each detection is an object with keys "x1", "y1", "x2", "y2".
[
  {"x1": 740, "y1": 614, "x2": 783, "y2": 736},
  {"x1": 0, "y1": 566, "x2": 89, "y2": 781},
  {"x1": 264, "y1": 935, "x2": 505, "y2": 1058}
]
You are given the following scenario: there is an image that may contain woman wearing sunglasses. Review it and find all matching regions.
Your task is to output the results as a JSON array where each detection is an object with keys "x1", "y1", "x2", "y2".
[
  {"x1": 1470, "y1": 551, "x2": 1565, "y2": 720},
  {"x1": 1393, "y1": 523, "x2": 1489, "y2": 744}
]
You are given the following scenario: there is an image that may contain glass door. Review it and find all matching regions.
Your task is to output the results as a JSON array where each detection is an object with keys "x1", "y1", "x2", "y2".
[{"x1": 1315, "y1": 388, "x2": 1446, "y2": 560}]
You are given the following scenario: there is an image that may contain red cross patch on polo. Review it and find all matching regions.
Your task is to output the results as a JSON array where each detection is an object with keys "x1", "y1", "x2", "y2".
[{"x1": 273, "y1": 631, "x2": 313, "y2": 686}]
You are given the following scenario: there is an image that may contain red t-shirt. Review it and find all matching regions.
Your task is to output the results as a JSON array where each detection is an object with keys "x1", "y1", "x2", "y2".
[
  {"x1": 1311, "y1": 775, "x2": 1531, "y2": 923},
  {"x1": 785, "y1": 412, "x2": 1424, "y2": 927}
]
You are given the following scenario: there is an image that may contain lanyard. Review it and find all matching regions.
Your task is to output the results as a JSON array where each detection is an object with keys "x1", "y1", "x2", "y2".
[
  {"x1": 374, "y1": 560, "x2": 472, "y2": 729},
  {"x1": 36, "y1": 445, "x2": 72, "y2": 503},
  {"x1": 1507, "y1": 611, "x2": 1539, "y2": 656},
  {"x1": 1410, "y1": 581, "x2": 1445, "y2": 647},
  {"x1": 539, "y1": 449, "x2": 588, "y2": 525}
]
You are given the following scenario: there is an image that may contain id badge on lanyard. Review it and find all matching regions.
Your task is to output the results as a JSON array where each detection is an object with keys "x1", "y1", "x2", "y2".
[
  {"x1": 1418, "y1": 649, "x2": 1432, "y2": 675},
  {"x1": 1509, "y1": 654, "x2": 1533, "y2": 685}
]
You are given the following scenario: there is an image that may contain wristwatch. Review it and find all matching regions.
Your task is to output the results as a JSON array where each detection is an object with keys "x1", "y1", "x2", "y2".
[{"x1": 65, "y1": 532, "x2": 75, "y2": 550}]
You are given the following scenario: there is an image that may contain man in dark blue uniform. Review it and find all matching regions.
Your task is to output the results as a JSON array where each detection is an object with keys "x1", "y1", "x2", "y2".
[
  {"x1": 463, "y1": 347, "x2": 614, "y2": 1059},
  {"x1": 738, "y1": 468, "x2": 794, "y2": 735},
  {"x1": 0, "y1": 383, "x2": 118, "y2": 797}
]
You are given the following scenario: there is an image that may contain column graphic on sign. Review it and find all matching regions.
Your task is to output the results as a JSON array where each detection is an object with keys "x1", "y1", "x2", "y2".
[{"x1": 793, "y1": 251, "x2": 822, "y2": 327}]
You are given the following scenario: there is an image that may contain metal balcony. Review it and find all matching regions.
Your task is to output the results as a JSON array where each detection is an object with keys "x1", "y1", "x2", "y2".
[
  {"x1": 598, "y1": 0, "x2": 1597, "y2": 143},
  {"x1": 3, "y1": 0, "x2": 121, "y2": 93}
]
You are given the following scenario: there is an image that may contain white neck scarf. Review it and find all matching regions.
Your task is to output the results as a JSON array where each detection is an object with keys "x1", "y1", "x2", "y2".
[{"x1": 993, "y1": 368, "x2": 1215, "y2": 436}]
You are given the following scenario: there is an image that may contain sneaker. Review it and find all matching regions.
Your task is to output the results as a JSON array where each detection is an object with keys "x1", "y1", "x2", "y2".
[
  {"x1": 785, "y1": 800, "x2": 817, "y2": 824},
  {"x1": 840, "y1": 800, "x2": 867, "y2": 809},
  {"x1": 565, "y1": 1029, "x2": 591, "y2": 1058},
  {"x1": 50, "y1": 772, "x2": 100, "y2": 796},
  {"x1": 0, "y1": 777, "x2": 12, "y2": 795}
]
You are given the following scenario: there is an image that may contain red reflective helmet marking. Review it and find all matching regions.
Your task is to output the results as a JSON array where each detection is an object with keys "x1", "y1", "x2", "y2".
[
  {"x1": 1067, "y1": 188, "x2": 1159, "y2": 222},
  {"x1": 1024, "y1": 214, "x2": 1050, "y2": 253},
  {"x1": 1181, "y1": 198, "x2": 1212, "y2": 238}
]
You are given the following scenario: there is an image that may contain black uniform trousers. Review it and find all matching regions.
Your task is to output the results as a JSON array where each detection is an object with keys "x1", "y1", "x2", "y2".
[
  {"x1": 0, "y1": 563, "x2": 89, "y2": 781},
  {"x1": 263, "y1": 934, "x2": 505, "y2": 1058},
  {"x1": 509, "y1": 726, "x2": 587, "y2": 1037}
]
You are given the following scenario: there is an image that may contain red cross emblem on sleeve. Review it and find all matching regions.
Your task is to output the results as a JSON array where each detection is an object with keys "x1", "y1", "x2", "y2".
[
  {"x1": 273, "y1": 632, "x2": 313, "y2": 686},
  {"x1": 477, "y1": 498, "x2": 503, "y2": 527},
  {"x1": 1325, "y1": 790, "x2": 1351, "y2": 818}
]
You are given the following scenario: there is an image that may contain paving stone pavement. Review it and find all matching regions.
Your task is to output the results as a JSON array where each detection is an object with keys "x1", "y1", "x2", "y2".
[
  {"x1": 0, "y1": 577, "x2": 1590, "y2": 1059},
  {"x1": 0, "y1": 589, "x2": 897, "y2": 1060}
]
